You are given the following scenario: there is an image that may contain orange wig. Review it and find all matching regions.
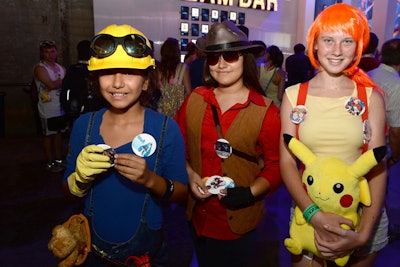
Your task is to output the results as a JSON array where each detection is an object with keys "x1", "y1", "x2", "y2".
[{"x1": 307, "y1": 3, "x2": 379, "y2": 89}]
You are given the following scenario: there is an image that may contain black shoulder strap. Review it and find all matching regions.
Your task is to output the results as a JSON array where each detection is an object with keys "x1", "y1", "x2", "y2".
[
  {"x1": 211, "y1": 105, "x2": 258, "y2": 164},
  {"x1": 85, "y1": 112, "x2": 96, "y2": 145},
  {"x1": 153, "y1": 115, "x2": 168, "y2": 173}
]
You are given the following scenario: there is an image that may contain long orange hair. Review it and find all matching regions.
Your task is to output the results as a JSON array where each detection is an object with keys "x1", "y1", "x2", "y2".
[{"x1": 307, "y1": 3, "x2": 380, "y2": 91}]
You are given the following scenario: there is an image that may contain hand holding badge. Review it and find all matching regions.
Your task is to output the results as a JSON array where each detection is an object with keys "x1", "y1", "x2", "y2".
[
  {"x1": 95, "y1": 131, "x2": 158, "y2": 169},
  {"x1": 201, "y1": 175, "x2": 236, "y2": 195},
  {"x1": 97, "y1": 144, "x2": 116, "y2": 167}
]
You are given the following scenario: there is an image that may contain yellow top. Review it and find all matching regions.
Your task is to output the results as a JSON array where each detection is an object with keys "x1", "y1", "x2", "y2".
[{"x1": 285, "y1": 83, "x2": 372, "y2": 164}]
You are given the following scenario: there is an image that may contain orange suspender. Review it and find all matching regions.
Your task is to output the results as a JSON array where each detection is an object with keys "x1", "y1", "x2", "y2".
[{"x1": 295, "y1": 82, "x2": 309, "y2": 140}]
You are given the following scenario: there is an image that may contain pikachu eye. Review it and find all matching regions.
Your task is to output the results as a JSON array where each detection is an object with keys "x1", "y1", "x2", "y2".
[
  {"x1": 333, "y1": 183, "x2": 344, "y2": 194},
  {"x1": 307, "y1": 175, "x2": 314, "y2": 186}
]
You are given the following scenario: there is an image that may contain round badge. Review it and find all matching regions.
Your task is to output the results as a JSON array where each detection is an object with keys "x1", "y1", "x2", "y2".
[
  {"x1": 214, "y1": 138, "x2": 232, "y2": 159},
  {"x1": 205, "y1": 175, "x2": 235, "y2": 195},
  {"x1": 363, "y1": 120, "x2": 371, "y2": 144},
  {"x1": 131, "y1": 133, "x2": 157, "y2": 157},
  {"x1": 344, "y1": 97, "x2": 365, "y2": 116},
  {"x1": 97, "y1": 144, "x2": 116, "y2": 167},
  {"x1": 290, "y1": 105, "x2": 308, "y2": 124}
]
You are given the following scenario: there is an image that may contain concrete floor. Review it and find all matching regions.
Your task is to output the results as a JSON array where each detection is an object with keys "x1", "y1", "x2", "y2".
[{"x1": 0, "y1": 135, "x2": 399, "y2": 266}]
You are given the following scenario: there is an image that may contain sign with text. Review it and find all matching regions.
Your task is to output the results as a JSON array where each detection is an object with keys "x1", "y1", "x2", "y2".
[{"x1": 181, "y1": 0, "x2": 278, "y2": 11}]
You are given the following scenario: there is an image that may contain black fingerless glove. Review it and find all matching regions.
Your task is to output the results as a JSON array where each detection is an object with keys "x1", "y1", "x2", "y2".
[{"x1": 220, "y1": 187, "x2": 256, "y2": 209}]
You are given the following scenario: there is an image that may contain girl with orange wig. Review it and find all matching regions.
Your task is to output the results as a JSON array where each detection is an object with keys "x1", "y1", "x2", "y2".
[{"x1": 280, "y1": 3, "x2": 388, "y2": 267}]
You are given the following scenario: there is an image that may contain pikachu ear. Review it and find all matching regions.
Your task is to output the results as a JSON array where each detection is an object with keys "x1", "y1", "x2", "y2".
[
  {"x1": 359, "y1": 177, "x2": 371, "y2": 206},
  {"x1": 349, "y1": 146, "x2": 387, "y2": 178},
  {"x1": 283, "y1": 134, "x2": 316, "y2": 166}
]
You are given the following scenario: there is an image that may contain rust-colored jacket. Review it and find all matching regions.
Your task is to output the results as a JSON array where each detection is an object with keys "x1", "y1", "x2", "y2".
[{"x1": 185, "y1": 92, "x2": 272, "y2": 234}]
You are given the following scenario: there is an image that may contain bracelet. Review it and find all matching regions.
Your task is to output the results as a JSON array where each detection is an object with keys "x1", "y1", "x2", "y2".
[
  {"x1": 303, "y1": 203, "x2": 321, "y2": 223},
  {"x1": 161, "y1": 179, "x2": 174, "y2": 200}
]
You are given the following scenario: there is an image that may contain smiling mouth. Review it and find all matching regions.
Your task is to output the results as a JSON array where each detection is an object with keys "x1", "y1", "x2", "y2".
[
  {"x1": 328, "y1": 59, "x2": 343, "y2": 64},
  {"x1": 313, "y1": 195, "x2": 329, "y2": 201},
  {"x1": 111, "y1": 93, "x2": 127, "y2": 96}
]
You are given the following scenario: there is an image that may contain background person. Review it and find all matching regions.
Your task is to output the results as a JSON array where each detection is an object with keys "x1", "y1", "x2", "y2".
[
  {"x1": 285, "y1": 43, "x2": 314, "y2": 88},
  {"x1": 34, "y1": 40, "x2": 67, "y2": 172},
  {"x1": 368, "y1": 38, "x2": 400, "y2": 241},
  {"x1": 188, "y1": 37, "x2": 207, "y2": 90},
  {"x1": 61, "y1": 40, "x2": 95, "y2": 126},
  {"x1": 368, "y1": 38, "x2": 400, "y2": 168},
  {"x1": 184, "y1": 41, "x2": 197, "y2": 65},
  {"x1": 62, "y1": 24, "x2": 188, "y2": 266},
  {"x1": 280, "y1": 4, "x2": 388, "y2": 267},
  {"x1": 157, "y1": 37, "x2": 191, "y2": 117},
  {"x1": 175, "y1": 20, "x2": 281, "y2": 267},
  {"x1": 358, "y1": 32, "x2": 380, "y2": 72},
  {"x1": 258, "y1": 45, "x2": 286, "y2": 107}
]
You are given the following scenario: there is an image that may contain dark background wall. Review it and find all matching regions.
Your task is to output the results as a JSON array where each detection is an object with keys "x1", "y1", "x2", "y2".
[{"x1": 0, "y1": 0, "x2": 94, "y2": 136}]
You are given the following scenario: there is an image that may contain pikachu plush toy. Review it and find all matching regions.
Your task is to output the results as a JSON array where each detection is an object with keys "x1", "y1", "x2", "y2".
[{"x1": 283, "y1": 134, "x2": 386, "y2": 266}]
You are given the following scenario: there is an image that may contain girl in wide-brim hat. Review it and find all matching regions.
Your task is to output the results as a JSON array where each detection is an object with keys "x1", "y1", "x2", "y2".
[{"x1": 174, "y1": 20, "x2": 281, "y2": 267}]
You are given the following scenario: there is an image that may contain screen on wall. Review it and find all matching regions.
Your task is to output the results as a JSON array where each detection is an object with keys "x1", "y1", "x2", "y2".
[
  {"x1": 201, "y1": 24, "x2": 209, "y2": 37},
  {"x1": 358, "y1": 0, "x2": 374, "y2": 28},
  {"x1": 191, "y1": 7, "x2": 199, "y2": 21},
  {"x1": 211, "y1": 9, "x2": 219, "y2": 22},
  {"x1": 314, "y1": 0, "x2": 342, "y2": 19},
  {"x1": 202, "y1": 8, "x2": 209, "y2": 21},
  {"x1": 238, "y1": 12, "x2": 245, "y2": 25},
  {"x1": 180, "y1": 22, "x2": 189, "y2": 36},
  {"x1": 221, "y1": 11, "x2": 228, "y2": 22},
  {"x1": 181, "y1": 6, "x2": 189, "y2": 20},
  {"x1": 180, "y1": 38, "x2": 188, "y2": 51},
  {"x1": 394, "y1": 1, "x2": 400, "y2": 38},
  {"x1": 229, "y1": 11, "x2": 237, "y2": 23},
  {"x1": 191, "y1": 23, "x2": 199, "y2": 36}
]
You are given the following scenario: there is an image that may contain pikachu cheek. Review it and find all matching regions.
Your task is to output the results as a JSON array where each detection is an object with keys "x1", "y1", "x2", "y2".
[{"x1": 340, "y1": 194, "x2": 353, "y2": 208}]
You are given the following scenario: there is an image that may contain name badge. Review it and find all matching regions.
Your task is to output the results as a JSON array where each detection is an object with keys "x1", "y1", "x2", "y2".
[
  {"x1": 131, "y1": 133, "x2": 157, "y2": 157},
  {"x1": 214, "y1": 138, "x2": 232, "y2": 159},
  {"x1": 345, "y1": 97, "x2": 365, "y2": 116},
  {"x1": 290, "y1": 105, "x2": 308, "y2": 124}
]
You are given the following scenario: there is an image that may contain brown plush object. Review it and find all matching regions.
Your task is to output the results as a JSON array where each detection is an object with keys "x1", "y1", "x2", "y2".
[{"x1": 48, "y1": 214, "x2": 91, "y2": 267}]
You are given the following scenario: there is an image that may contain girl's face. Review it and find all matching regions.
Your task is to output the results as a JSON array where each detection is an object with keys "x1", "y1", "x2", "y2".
[
  {"x1": 98, "y1": 69, "x2": 147, "y2": 109},
  {"x1": 314, "y1": 31, "x2": 357, "y2": 75},
  {"x1": 209, "y1": 53, "x2": 244, "y2": 88}
]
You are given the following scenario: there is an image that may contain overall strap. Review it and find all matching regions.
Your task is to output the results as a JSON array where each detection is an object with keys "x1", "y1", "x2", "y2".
[
  {"x1": 153, "y1": 115, "x2": 168, "y2": 173},
  {"x1": 356, "y1": 84, "x2": 368, "y2": 153},
  {"x1": 140, "y1": 115, "x2": 168, "y2": 218},
  {"x1": 85, "y1": 111, "x2": 96, "y2": 145},
  {"x1": 295, "y1": 81, "x2": 309, "y2": 139}
]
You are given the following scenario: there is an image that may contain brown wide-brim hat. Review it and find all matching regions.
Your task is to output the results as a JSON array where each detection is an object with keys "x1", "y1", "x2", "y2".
[{"x1": 198, "y1": 20, "x2": 265, "y2": 58}]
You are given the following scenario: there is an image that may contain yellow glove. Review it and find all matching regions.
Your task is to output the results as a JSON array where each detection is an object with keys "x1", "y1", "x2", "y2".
[{"x1": 68, "y1": 145, "x2": 112, "y2": 196}]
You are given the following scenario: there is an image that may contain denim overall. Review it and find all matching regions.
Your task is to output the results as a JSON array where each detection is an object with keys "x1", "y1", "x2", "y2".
[
  {"x1": 83, "y1": 113, "x2": 168, "y2": 267},
  {"x1": 84, "y1": 192, "x2": 167, "y2": 267}
]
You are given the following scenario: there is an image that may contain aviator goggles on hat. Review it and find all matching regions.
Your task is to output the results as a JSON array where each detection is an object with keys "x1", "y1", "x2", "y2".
[
  {"x1": 90, "y1": 34, "x2": 152, "y2": 59},
  {"x1": 206, "y1": 51, "x2": 242, "y2": 66}
]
